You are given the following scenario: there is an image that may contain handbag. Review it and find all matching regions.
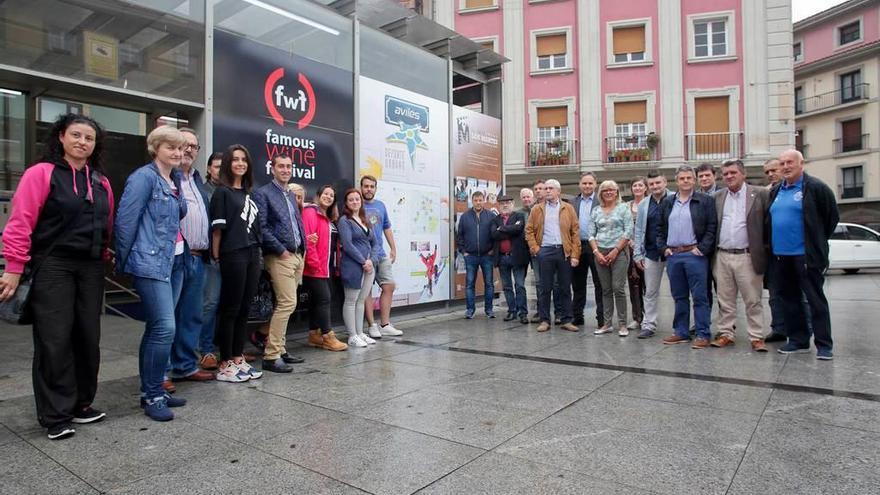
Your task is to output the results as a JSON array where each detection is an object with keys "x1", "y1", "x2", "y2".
[
  {"x1": 247, "y1": 269, "x2": 276, "y2": 322},
  {"x1": 0, "y1": 190, "x2": 92, "y2": 325}
]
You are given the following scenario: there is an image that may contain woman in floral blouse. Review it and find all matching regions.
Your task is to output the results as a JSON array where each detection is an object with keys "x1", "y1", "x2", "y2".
[{"x1": 588, "y1": 180, "x2": 634, "y2": 336}]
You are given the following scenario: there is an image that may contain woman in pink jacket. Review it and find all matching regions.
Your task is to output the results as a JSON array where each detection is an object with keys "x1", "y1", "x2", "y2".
[
  {"x1": 301, "y1": 185, "x2": 347, "y2": 351},
  {"x1": 0, "y1": 114, "x2": 114, "y2": 440}
]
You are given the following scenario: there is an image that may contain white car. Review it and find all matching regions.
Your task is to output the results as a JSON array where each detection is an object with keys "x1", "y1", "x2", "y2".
[{"x1": 829, "y1": 222, "x2": 880, "y2": 274}]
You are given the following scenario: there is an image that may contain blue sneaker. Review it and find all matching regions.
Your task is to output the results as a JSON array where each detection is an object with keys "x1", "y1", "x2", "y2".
[
  {"x1": 777, "y1": 342, "x2": 811, "y2": 354},
  {"x1": 143, "y1": 397, "x2": 174, "y2": 421},
  {"x1": 464, "y1": 311, "x2": 474, "y2": 319},
  {"x1": 141, "y1": 393, "x2": 187, "y2": 409},
  {"x1": 816, "y1": 348, "x2": 834, "y2": 360},
  {"x1": 637, "y1": 329, "x2": 655, "y2": 339}
]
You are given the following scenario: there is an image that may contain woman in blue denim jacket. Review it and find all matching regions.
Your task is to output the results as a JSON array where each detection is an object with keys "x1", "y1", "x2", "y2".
[{"x1": 114, "y1": 126, "x2": 188, "y2": 422}]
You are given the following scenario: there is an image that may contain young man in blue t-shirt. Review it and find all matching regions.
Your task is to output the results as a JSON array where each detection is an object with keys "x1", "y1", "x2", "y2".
[{"x1": 360, "y1": 176, "x2": 403, "y2": 337}]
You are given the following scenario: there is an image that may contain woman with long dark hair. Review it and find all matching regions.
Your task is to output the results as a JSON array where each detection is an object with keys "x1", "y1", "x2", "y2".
[
  {"x1": 337, "y1": 189, "x2": 378, "y2": 348},
  {"x1": 115, "y1": 126, "x2": 190, "y2": 422},
  {"x1": 210, "y1": 144, "x2": 263, "y2": 382},
  {"x1": 302, "y1": 185, "x2": 347, "y2": 351},
  {"x1": 0, "y1": 114, "x2": 114, "y2": 439}
]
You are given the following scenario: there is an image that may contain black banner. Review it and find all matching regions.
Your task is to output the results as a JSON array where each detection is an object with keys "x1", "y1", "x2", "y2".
[{"x1": 213, "y1": 30, "x2": 354, "y2": 197}]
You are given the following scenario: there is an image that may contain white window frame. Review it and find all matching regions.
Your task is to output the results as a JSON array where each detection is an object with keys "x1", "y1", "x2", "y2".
[
  {"x1": 685, "y1": 86, "x2": 741, "y2": 159},
  {"x1": 605, "y1": 92, "x2": 656, "y2": 155},
  {"x1": 458, "y1": 0, "x2": 499, "y2": 14},
  {"x1": 529, "y1": 26, "x2": 574, "y2": 75},
  {"x1": 687, "y1": 10, "x2": 737, "y2": 64},
  {"x1": 528, "y1": 97, "x2": 578, "y2": 163},
  {"x1": 472, "y1": 35, "x2": 499, "y2": 53},
  {"x1": 605, "y1": 18, "x2": 653, "y2": 68},
  {"x1": 835, "y1": 17, "x2": 863, "y2": 49},
  {"x1": 793, "y1": 40, "x2": 803, "y2": 63}
]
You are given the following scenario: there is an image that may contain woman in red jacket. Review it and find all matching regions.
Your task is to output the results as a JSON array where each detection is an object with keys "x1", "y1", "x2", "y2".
[{"x1": 301, "y1": 185, "x2": 347, "y2": 351}]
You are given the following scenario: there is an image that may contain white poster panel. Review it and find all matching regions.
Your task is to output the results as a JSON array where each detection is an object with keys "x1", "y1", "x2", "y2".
[{"x1": 358, "y1": 76, "x2": 450, "y2": 305}]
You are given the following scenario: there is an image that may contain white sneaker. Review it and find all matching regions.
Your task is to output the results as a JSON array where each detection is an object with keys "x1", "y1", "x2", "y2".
[
  {"x1": 618, "y1": 326, "x2": 630, "y2": 337},
  {"x1": 593, "y1": 326, "x2": 613, "y2": 335},
  {"x1": 627, "y1": 321, "x2": 640, "y2": 330},
  {"x1": 236, "y1": 358, "x2": 263, "y2": 380},
  {"x1": 361, "y1": 333, "x2": 377, "y2": 345},
  {"x1": 367, "y1": 324, "x2": 383, "y2": 339},
  {"x1": 348, "y1": 334, "x2": 368, "y2": 348},
  {"x1": 217, "y1": 362, "x2": 250, "y2": 383},
  {"x1": 378, "y1": 323, "x2": 403, "y2": 336}
]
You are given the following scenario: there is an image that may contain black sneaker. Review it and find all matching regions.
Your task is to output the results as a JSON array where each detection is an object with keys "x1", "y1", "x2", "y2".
[
  {"x1": 71, "y1": 406, "x2": 106, "y2": 424},
  {"x1": 47, "y1": 423, "x2": 75, "y2": 440},
  {"x1": 262, "y1": 358, "x2": 293, "y2": 373},
  {"x1": 280, "y1": 353, "x2": 304, "y2": 364},
  {"x1": 503, "y1": 313, "x2": 516, "y2": 321}
]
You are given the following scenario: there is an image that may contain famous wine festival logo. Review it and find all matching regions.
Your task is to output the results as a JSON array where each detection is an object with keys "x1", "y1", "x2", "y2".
[{"x1": 262, "y1": 67, "x2": 318, "y2": 179}]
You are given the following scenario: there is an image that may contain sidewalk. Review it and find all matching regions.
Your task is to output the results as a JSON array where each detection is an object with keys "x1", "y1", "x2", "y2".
[{"x1": 1, "y1": 273, "x2": 879, "y2": 494}]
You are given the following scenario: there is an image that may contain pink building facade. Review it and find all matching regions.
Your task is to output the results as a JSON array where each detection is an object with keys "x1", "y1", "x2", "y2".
[
  {"x1": 794, "y1": 0, "x2": 880, "y2": 223},
  {"x1": 433, "y1": 0, "x2": 795, "y2": 191}
]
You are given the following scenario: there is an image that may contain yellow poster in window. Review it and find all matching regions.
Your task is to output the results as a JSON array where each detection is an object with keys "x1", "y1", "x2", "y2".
[{"x1": 83, "y1": 31, "x2": 118, "y2": 80}]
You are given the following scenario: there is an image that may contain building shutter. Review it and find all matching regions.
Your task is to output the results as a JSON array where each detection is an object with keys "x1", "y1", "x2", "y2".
[
  {"x1": 537, "y1": 106, "x2": 568, "y2": 128},
  {"x1": 613, "y1": 26, "x2": 646, "y2": 54},
  {"x1": 536, "y1": 34, "x2": 566, "y2": 56},
  {"x1": 614, "y1": 101, "x2": 647, "y2": 124}
]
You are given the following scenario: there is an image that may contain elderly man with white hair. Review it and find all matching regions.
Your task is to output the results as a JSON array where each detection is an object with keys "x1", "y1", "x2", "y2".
[
  {"x1": 524, "y1": 179, "x2": 581, "y2": 333},
  {"x1": 769, "y1": 149, "x2": 838, "y2": 360}
]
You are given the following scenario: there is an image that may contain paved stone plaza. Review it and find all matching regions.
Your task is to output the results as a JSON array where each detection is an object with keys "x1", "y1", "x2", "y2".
[{"x1": 1, "y1": 273, "x2": 879, "y2": 494}]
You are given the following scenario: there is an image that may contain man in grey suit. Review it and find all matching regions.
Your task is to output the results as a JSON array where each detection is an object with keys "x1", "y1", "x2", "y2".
[
  {"x1": 571, "y1": 172, "x2": 604, "y2": 328},
  {"x1": 711, "y1": 159, "x2": 770, "y2": 352}
]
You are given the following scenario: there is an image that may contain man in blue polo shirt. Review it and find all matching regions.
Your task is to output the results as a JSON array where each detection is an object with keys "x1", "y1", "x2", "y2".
[{"x1": 768, "y1": 149, "x2": 838, "y2": 360}]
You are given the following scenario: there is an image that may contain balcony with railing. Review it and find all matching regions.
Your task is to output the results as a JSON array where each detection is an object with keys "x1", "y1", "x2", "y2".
[
  {"x1": 604, "y1": 134, "x2": 659, "y2": 164},
  {"x1": 833, "y1": 133, "x2": 869, "y2": 154},
  {"x1": 527, "y1": 140, "x2": 578, "y2": 167},
  {"x1": 840, "y1": 183, "x2": 864, "y2": 199},
  {"x1": 795, "y1": 83, "x2": 870, "y2": 115},
  {"x1": 685, "y1": 132, "x2": 744, "y2": 161}
]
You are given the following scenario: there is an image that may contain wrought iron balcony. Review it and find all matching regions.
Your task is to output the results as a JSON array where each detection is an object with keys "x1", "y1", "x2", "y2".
[
  {"x1": 833, "y1": 133, "x2": 869, "y2": 154},
  {"x1": 527, "y1": 140, "x2": 578, "y2": 167},
  {"x1": 604, "y1": 134, "x2": 659, "y2": 163},
  {"x1": 685, "y1": 132, "x2": 744, "y2": 161},
  {"x1": 840, "y1": 184, "x2": 864, "y2": 199},
  {"x1": 795, "y1": 83, "x2": 869, "y2": 115}
]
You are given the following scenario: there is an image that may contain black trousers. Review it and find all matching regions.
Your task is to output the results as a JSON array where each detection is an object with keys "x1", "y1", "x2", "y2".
[
  {"x1": 303, "y1": 276, "x2": 332, "y2": 333},
  {"x1": 627, "y1": 248, "x2": 645, "y2": 324},
  {"x1": 217, "y1": 246, "x2": 261, "y2": 360},
  {"x1": 30, "y1": 256, "x2": 104, "y2": 428},
  {"x1": 537, "y1": 246, "x2": 573, "y2": 324},
  {"x1": 571, "y1": 240, "x2": 604, "y2": 325},
  {"x1": 773, "y1": 255, "x2": 833, "y2": 350}
]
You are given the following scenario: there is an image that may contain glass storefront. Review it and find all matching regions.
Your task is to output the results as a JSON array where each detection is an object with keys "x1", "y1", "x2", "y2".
[{"x1": 0, "y1": 89, "x2": 25, "y2": 190}]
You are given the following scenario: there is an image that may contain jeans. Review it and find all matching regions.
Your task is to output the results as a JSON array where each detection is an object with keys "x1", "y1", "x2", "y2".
[
  {"x1": 169, "y1": 252, "x2": 205, "y2": 377},
  {"x1": 343, "y1": 271, "x2": 376, "y2": 336},
  {"x1": 666, "y1": 252, "x2": 710, "y2": 340},
  {"x1": 498, "y1": 255, "x2": 528, "y2": 317},
  {"x1": 465, "y1": 254, "x2": 494, "y2": 314},
  {"x1": 217, "y1": 247, "x2": 261, "y2": 360},
  {"x1": 30, "y1": 256, "x2": 104, "y2": 428},
  {"x1": 537, "y1": 246, "x2": 573, "y2": 324},
  {"x1": 641, "y1": 258, "x2": 666, "y2": 331},
  {"x1": 772, "y1": 255, "x2": 832, "y2": 351},
  {"x1": 199, "y1": 259, "x2": 221, "y2": 354},
  {"x1": 572, "y1": 240, "x2": 604, "y2": 325},
  {"x1": 595, "y1": 247, "x2": 629, "y2": 327},
  {"x1": 134, "y1": 254, "x2": 184, "y2": 400}
]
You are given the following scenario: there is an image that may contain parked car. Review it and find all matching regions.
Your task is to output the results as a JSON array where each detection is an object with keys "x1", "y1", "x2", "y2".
[{"x1": 829, "y1": 223, "x2": 880, "y2": 274}]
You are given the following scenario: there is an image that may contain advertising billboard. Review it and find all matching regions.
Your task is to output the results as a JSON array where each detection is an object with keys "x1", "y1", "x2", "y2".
[
  {"x1": 213, "y1": 30, "x2": 355, "y2": 196},
  {"x1": 358, "y1": 76, "x2": 451, "y2": 305},
  {"x1": 451, "y1": 106, "x2": 503, "y2": 300}
]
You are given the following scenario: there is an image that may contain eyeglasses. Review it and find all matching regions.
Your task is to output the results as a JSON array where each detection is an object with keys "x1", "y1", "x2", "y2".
[{"x1": 184, "y1": 144, "x2": 201, "y2": 151}]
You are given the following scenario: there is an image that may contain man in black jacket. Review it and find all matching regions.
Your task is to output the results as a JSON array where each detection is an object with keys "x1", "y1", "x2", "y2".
[
  {"x1": 491, "y1": 196, "x2": 530, "y2": 323},
  {"x1": 769, "y1": 149, "x2": 839, "y2": 360},
  {"x1": 456, "y1": 191, "x2": 497, "y2": 319},
  {"x1": 658, "y1": 165, "x2": 717, "y2": 349}
]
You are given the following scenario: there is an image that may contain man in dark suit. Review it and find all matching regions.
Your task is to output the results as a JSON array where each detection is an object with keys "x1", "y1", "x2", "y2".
[
  {"x1": 491, "y1": 195, "x2": 530, "y2": 323},
  {"x1": 571, "y1": 172, "x2": 604, "y2": 327},
  {"x1": 658, "y1": 165, "x2": 717, "y2": 349},
  {"x1": 711, "y1": 159, "x2": 770, "y2": 352}
]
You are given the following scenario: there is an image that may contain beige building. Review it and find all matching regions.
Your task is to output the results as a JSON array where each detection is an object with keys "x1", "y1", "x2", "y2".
[{"x1": 794, "y1": 0, "x2": 880, "y2": 224}]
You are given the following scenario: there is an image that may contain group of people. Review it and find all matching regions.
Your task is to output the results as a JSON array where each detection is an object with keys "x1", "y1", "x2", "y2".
[
  {"x1": 0, "y1": 115, "x2": 405, "y2": 439},
  {"x1": 457, "y1": 151, "x2": 838, "y2": 359}
]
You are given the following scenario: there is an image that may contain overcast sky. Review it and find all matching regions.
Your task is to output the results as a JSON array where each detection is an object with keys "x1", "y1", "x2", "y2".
[{"x1": 793, "y1": 0, "x2": 850, "y2": 21}]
